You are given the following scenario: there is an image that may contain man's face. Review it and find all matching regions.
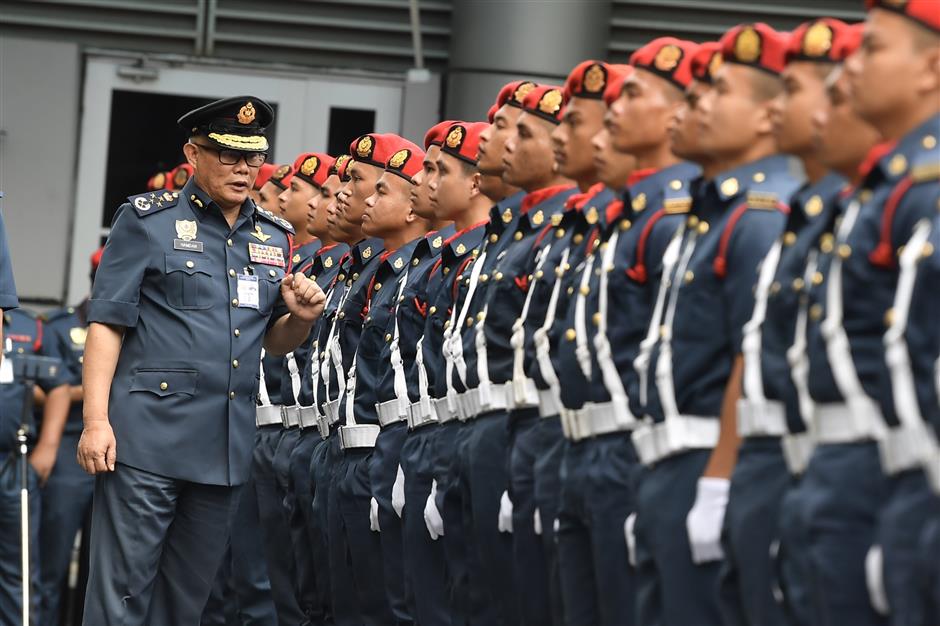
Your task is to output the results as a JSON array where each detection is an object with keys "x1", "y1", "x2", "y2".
[
  {"x1": 478, "y1": 105, "x2": 522, "y2": 176},
  {"x1": 607, "y1": 69, "x2": 678, "y2": 154},
  {"x1": 339, "y1": 161, "x2": 382, "y2": 234},
  {"x1": 185, "y1": 140, "x2": 260, "y2": 209},
  {"x1": 552, "y1": 97, "x2": 605, "y2": 183},
  {"x1": 669, "y1": 81, "x2": 709, "y2": 161},
  {"x1": 698, "y1": 63, "x2": 771, "y2": 159},
  {"x1": 278, "y1": 177, "x2": 318, "y2": 231},
  {"x1": 433, "y1": 152, "x2": 475, "y2": 221},
  {"x1": 412, "y1": 145, "x2": 440, "y2": 220},
  {"x1": 363, "y1": 172, "x2": 412, "y2": 239},
  {"x1": 257, "y1": 182, "x2": 281, "y2": 211},
  {"x1": 773, "y1": 62, "x2": 829, "y2": 156},
  {"x1": 329, "y1": 179, "x2": 356, "y2": 242},
  {"x1": 591, "y1": 126, "x2": 636, "y2": 189},
  {"x1": 814, "y1": 67, "x2": 882, "y2": 175},
  {"x1": 503, "y1": 112, "x2": 557, "y2": 190},
  {"x1": 307, "y1": 174, "x2": 340, "y2": 239}
]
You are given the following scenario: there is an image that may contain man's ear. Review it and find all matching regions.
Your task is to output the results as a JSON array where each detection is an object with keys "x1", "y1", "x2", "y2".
[
  {"x1": 469, "y1": 171, "x2": 482, "y2": 198},
  {"x1": 182, "y1": 142, "x2": 199, "y2": 169}
]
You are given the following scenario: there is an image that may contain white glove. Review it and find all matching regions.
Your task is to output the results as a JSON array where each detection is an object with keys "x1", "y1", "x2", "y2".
[
  {"x1": 624, "y1": 513, "x2": 637, "y2": 567},
  {"x1": 534, "y1": 508, "x2": 542, "y2": 536},
  {"x1": 865, "y1": 544, "x2": 889, "y2": 615},
  {"x1": 392, "y1": 465, "x2": 405, "y2": 518},
  {"x1": 686, "y1": 477, "x2": 730, "y2": 564},
  {"x1": 370, "y1": 497, "x2": 381, "y2": 532},
  {"x1": 424, "y1": 480, "x2": 444, "y2": 540},
  {"x1": 498, "y1": 490, "x2": 514, "y2": 533}
]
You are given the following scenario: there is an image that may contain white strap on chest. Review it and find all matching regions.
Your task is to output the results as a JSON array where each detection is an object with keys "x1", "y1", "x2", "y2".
[
  {"x1": 741, "y1": 240, "x2": 783, "y2": 404},
  {"x1": 574, "y1": 252, "x2": 597, "y2": 379},
  {"x1": 344, "y1": 352, "x2": 359, "y2": 426},
  {"x1": 323, "y1": 282, "x2": 352, "y2": 404},
  {"x1": 449, "y1": 250, "x2": 487, "y2": 387},
  {"x1": 389, "y1": 271, "x2": 412, "y2": 417},
  {"x1": 533, "y1": 247, "x2": 571, "y2": 403},
  {"x1": 257, "y1": 348, "x2": 272, "y2": 407},
  {"x1": 510, "y1": 246, "x2": 549, "y2": 403},
  {"x1": 787, "y1": 250, "x2": 820, "y2": 432}
]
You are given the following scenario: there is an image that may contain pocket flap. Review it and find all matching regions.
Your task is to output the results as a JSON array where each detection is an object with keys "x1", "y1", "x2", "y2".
[
  {"x1": 257, "y1": 266, "x2": 286, "y2": 283},
  {"x1": 130, "y1": 368, "x2": 199, "y2": 397},
  {"x1": 165, "y1": 254, "x2": 211, "y2": 276}
]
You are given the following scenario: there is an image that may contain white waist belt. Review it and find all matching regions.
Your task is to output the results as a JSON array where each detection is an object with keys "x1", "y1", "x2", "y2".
[
  {"x1": 339, "y1": 424, "x2": 380, "y2": 450},
  {"x1": 538, "y1": 388, "x2": 559, "y2": 418},
  {"x1": 737, "y1": 398, "x2": 787, "y2": 438},
  {"x1": 457, "y1": 387, "x2": 508, "y2": 422},
  {"x1": 281, "y1": 406, "x2": 301, "y2": 428},
  {"x1": 562, "y1": 401, "x2": 635, "y2": 442},
  {"x1": 781, "y1": 432, "x2": 814, "y2": 476},
  {"x1": 813, "y1": 402, "x2": 885, "y2": 444},
  {"x1": 632, "y1": 415, "x2": 720, "y2": 466},
  {"x1": 297, "y1": 406, "x2": 320, "y2": 430},
  {"x1": 433, "y1": 397, "x2": 458, "y2": 423},
  {"x1": 506, "y1": 378, "x2": 539, "y2": 410},
  {"x1": 256, "y1": 405, "x2": 285, "y2": 428},
  {"x1": 407, "y1": 400, "x2": 439, "y2": 430},
  {"x1": 878, "y1": 423, "x2": 938, "y2": 476},
  {"x1": 376, "y1": 399, "x2": 408, "y2": 428}
]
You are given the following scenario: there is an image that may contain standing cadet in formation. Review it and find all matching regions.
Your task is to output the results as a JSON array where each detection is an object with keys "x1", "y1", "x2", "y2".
[{"x1": 77, "y1": 96, "x2": 327, "y2": 625}]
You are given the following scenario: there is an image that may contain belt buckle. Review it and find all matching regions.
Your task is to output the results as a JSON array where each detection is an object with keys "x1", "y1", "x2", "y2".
[
  {"x1": 317, "y1": 415, "x2": 329, "y2": 439},
  {"x1": 280, "y1": 406, "x2": 291, "y2": 428}
]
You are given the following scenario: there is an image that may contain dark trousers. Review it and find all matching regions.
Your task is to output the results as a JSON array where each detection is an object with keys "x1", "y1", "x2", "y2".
[
  {"x1": 556, "y1": 434, "x2": 639, "y2": 626},
  {"x1": 252, "y1": 427, "x2": 304, "y2": 625},
  {"x1": 82, "y1": 463, "x2": 240, "y2": 626},
  {"x1": 634, "y1": 448, "x2": 723, "y2": 626},
  {"x1": 201, "y1": 472, "x2": 276, "y2": 626},
  {"x1": 455, "y1": 411, "x2": 518, "y2": 626},
  {"x1": 38, "y1": 431, "x2": 95, "y2": 626},
  {"x1": 507, "y1": 410, "x2": 550, "y2": 626},
  {"x1": 533, "y1": 415, "x2": 565, "y2": 626},
  {"x1": 369, "y1": 422, "x2": 413, "y2": 625},
  {"x1": 799, "y1": 442, "x2": 887, "y2": 626},
  {"x1": 775, "y1": 476, "x2": 814, "y2": 626},
  {"x1": 287, "y1": 429, "x2": 324, "y2": 623},
  {"x1": 719, "y1": 437, "x2": 789, "y2": 626},
  {"x1": 400, "y1": 424, "x2": 451, "y2": 626},
  {"x1": 917, "y1": 516, "x2": 940, "y2": 625},
  {"x1": 0, "y1": 451, "x2": 41, "y2": 625},
  {"x1": 877, "y1": 469, "x2": 940, "y2": 626},
  {"x1": 332, "y1": 447, "x2": 395, "y2": 626}
]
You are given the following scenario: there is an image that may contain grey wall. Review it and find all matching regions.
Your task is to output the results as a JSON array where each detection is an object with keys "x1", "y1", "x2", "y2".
[
  {"x1": 445, "y1": 0, "x2": 612, "y2": 121},
  {"x1": 0, "y1": 36, "x2": 81, "y2": 305}
]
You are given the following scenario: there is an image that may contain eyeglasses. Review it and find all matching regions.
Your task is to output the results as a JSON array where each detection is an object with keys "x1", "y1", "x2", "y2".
[{"x1": 191, "y1": 142, "x2": 267, "y2": 167}]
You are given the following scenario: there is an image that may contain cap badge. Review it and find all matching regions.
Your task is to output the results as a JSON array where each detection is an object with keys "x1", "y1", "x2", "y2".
[
  {"x1": 654, "y1": 45, "x2": 682, "y2": 71},
  {"x1": 513, "y1": 82, "x2": 536, "y2": 103},
  {"x1": 301, "y1": 156, "x2": 319, "y2": 176},
  {"x1": 583, "y1": 64, "x2": 606, "y2": 93},
  {"x1": 803, "y1": 22, "x2": 833, "y2": 57},
  {"x1": 237, "y1": 101, "x2": 256, "y2": 125},
  {"x1": 708, "y1": 52, "x2": 724, "y2": 78},
  {"x1": 274, "y1": 164, "x2": 290, "y2": 179},
  {"x1": 173, "y1": 168, "x2": 190, "y2": 188},
  {"x1": 153, "y1": 172, "x2": 166, "y2": 189},
  {"x1": 389, "y1": 149, "x2": 410, "y2": 169},
  {"x1": 735, "y1": 27, "x2": 762, "y2": 63},
  {"x1": 446, "y1": 126, "x2": 464, "y2": 149},
  {"x1": 175, "y1": 220, "x2": 198, "y2": 242},
  {"x1": 356, "y1": 135, "x2": 375, "y2": 159},
  {"x1": 538, "y1": 89, "x2": 563, "y2": 115}
]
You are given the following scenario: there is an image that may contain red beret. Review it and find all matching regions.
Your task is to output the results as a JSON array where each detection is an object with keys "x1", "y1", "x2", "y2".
[
  {"x1": 253, "y1": 163, "x2": 276, "y2": 190},
  {"x1": 268, "y1": 163, "x2": 294, "y2": 190},
  {"x1": 603, "y1": 65, "x2": 635, "y2": 106},
  {"x1": 349, "y1": 133, "x2": 393, "y2": 169},
  {"x1": 786, "y1": 18, "x2": 861, "y2": 64},
  {"x1": 565, "y1": 61, "x2": 619, "y2": 101},
  {"x1": 292, "y1": 152, "x2": 336, "y2": 188},
  {"x1": 440, "y1": 121, "x2": 489, "y2": 165},
  {"x1": 521, "y1": 85, "x2": 566, "y2": 125},
  {"x1": 382, "y1": 136, "x2": 426, "y2": 184},
  {"x1": 492, "y1": 80, "x2": 538, "y2": 115},
  {"x1": 146, "y1": 171, "x2": 168, "y2": 191},
  {"x1": 690, "y1": 42, "x2": 723, "y2": 83},
  {"x1": 833, "y1": 22, "x2": 864, "y2": 60},
  {"x1": 167, "y1": 163, "x2": 193, "y2": 190},
  {"x1": 866, "y1": 0, "x2": 940, "y2": 33},
  {"x1": 719, "y1": 23, "x2": 789, "y2": 76},
  {"x1": 90, "y1": 246, "x2": 105, "y2": 271},
  {"x1": 629, "y1": 37, "x2": 700, "y2": 90},
  {"x1": 424, "y1": 120, "x2": 460, "y2": 150}
]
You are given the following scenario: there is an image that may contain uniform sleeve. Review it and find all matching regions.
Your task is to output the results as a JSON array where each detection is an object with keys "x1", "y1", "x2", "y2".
[
  {"x1": 0, "y1": 209, "x2": 19, "y2": 310},
  {"x1": 265, "y1": 236, "x2": 292, "y2": 330},
  {"x1": 87, "y1": 205, "x2": 151, "y2": 327},
  {"x1": 723, "y1": 210, "x2": 785, "y2": 353}
]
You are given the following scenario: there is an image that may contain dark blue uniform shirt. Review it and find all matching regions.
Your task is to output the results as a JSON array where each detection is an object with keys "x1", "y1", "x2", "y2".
[
  {"x1": 1, "y1": 309, "x2": 46, "y2": 452},
  {"x1": 0, "y1": 205, "x2": 17, "y2": 311},
  {"x1": 39, "y1": 303, "x2": 91, "y2": 436}
]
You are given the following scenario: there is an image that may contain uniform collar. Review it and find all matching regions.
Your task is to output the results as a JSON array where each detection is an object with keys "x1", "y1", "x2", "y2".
[
  {"x1": 785, "y1": 173, "x2": 847, "y2": 233},
  {"x1": 864, "y1": 113, "x2": 939, "y2": 185},
  {"x1": 520, "y1": 184, "x2": 574, "y2": 215},
  {"x1": 290, "y1": 238, "x2": 322, "y2": 266},
  {"x1": 379, "y1": 239, "x2": 420, "y2": 276},
  {"x1": 414, "y1": 224, "x2": 456, "y2": 261},
  {"x1": 625, "y1": 161, "x2": 700, "y2": 218},
  {"x1": 444, "y1": 219, "x2": 488, "y2": 260},
  {"x1": 313, "y1": 242, "x2": 349, "y2": 272},
  {"x1": 350, "y1": 237, "x2": 385, "y2": 267},
  {"x1": 704, "y1": 154, "x2": 793, "y2": 204},
  {"x1": 520, "y1": 185, "x2": 578, "y2": 229}
]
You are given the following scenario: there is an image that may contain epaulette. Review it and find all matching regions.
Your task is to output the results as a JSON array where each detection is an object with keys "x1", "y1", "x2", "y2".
[
  {"x1": 746, "y1": 191, "x2": 780, "y2": 210},
  {"x1": 255, "y1": 206, "x2": 295, "y2": 234},
  {"x1": 662, "y1": 178, "x2": 693, "y2": 214},
  {"x1": 127, "y1": 190, "x2": 180, "y2": 217},
  {"x1": 910, "y1": 147, "x2": 940, "y2": 183}
]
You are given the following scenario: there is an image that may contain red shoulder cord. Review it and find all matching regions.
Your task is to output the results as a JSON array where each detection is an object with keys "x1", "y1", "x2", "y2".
[
  {"x1": 626, "y1": 208, "x2": 667, "y2": 284},
  {"x1": 869, "y1": 176, "x2": 913, "y2": 269},
  {"x1": 713, "y1": 201, "x2": 790, "y2": 279}
]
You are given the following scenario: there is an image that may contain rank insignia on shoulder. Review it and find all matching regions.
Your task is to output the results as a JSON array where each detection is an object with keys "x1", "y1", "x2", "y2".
[
  {"x1": 128, "y1": 190, "x2": 179, "y2": 217},
  {"x1": 747, "y1": 191, "x2": 780, "y2": 210},
  {"x1": 255, "y1": 207, "x2": 295, "y2": 234},
  {"x1": 551, "y1": 213, "x2": 564, "y2": 227},
  {"x1": 663, "y1": 198, "x2": 692, "y2": 214},
  {"x1": 911, "y1": 161, "x2": 940, "y2": 183}
]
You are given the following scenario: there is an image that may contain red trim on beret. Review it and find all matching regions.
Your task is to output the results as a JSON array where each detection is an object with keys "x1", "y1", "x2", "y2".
[
  {"x1": 630, "y1": 37, "x2": 700, "y2": 89},
  {"x1": 866, "y1": 0, "x2": 940, "y2": 33},
  {"x1": 719, "y1": 23, "x2": 789, "y2": 76}
]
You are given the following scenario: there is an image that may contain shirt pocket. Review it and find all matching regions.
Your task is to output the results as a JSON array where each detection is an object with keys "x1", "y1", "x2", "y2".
[
  {"x1": 164, "y1": 254, "x2": 215, "y2": 310},
  {"x1": 129, "y1": 367, "x2": 199, "y2": 398},
  {"x1": 255, "y1": 266, "x2": 286, "y2": 316}
]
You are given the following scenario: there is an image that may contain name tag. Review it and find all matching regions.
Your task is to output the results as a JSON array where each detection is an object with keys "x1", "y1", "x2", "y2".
[
  {"x1": 248, "y1": 243, "x2": 286, "y2": 267},
  {"x1": 237, "y1": 274, "x2": 260, "y2": 309},
  {"x1": 174, "y1": 239, "x2": 204, "y2": 253}
]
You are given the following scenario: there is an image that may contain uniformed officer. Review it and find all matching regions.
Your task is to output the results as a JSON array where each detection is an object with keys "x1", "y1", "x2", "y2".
[
  {"x1": 250, "y1": 162, "x2": 277, "y2": 206},
  {"x1": 410, "y1": 119, "x2": 458, "y2": 233},
  {"x1": 78, "y1": 95, "x2": 326, "y2": 626}
]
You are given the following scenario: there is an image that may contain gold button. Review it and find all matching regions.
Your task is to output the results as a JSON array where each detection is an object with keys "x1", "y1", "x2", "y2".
[
  {"x1": 444, "y1": 320, "x2": 452, "y2": 330},
  {"x1": 227, "y1": 239, "x2": 233, "y2": 247},
  {"x1": 514, "y1": 231, "x2": 523, "y2": 241},
  {"x1": 365, "y1": 316, "x2": 372, "y2": 323},
  {"x1": 770, "y1": 281, "x2": 781, "y2": 295},
  {"x1": 838, "y1": 244, "x2": 852, "y2": 259},
  {"x1": 565, "y1": 328, "x2": 576, "y2": 341},
  {"x1": 495, "y1": 272, "x2": 504, "y2": 281},
  {"x1": 812, "y1": 272, "x2": 824, "y2": 286},
  {"x1": 413, "y1": 258, "x2": 420, "y2": 266},
  {"x1": 687, "y1": 215, "x2": 700, "y2": 228},
  {"x1": 923, "y1": 135, "x2": 937, "y2": 150},
  {"x1": 670, "y1": 179, "x2": 682, "y2": 190},
  {"x1": 592, "y1": 312, "x2": 601, "y2": 326},
  {"x1": 375, "y1": 283, "x2": 382, "y2": 291},
  {"x1": 684, "y1": 271, "x2": 694, "y2": 284},
  {"x1": 234, "y1": 328, "x2": 240, "y2": 337},
  {"x1": 232, "y1": 360, "x2": 239, "y2": 368},
  {"x1": 490, "y1": 234, "x2": 498, "y2": 243},
  {"x1": 186, "y1": 260, "x2": 195, "y2": 269},
  {"x1": 753, "y1": 172, "x2": 766, "y2": 183},
  {"x1": 229, "y1": 268, "x2": 236, "y2": 277},
  {"x1": 477, "y1": 312, "x2": 486, "y2": 322},
  {"x1": 720, "y1": 177, "x2": 739, "y2": 196},
  {"x1": 269, "y1": 269, "x2": 276, "y2": 277},
  {"x1": 457, "y1": 274, "x2": 464, "y2": 281},
  {"x1": 567, "y1": 286, "x2": 575, "y2": 296},
  {"x1": 697, "y1": 222, "x2": 709, "y2": 235},
  {"x1": 230, "y1": 391, "x2": 236, "y2": 399},
  {"x1": 556, "y1": 228, "x2": 566, "y2": 239},
  {"x1": 443, "y1": 267, "x2": 451, "y2": 275},
  {"x1": 479, "y1": 274, "x2": 489, "y2": 282},
  {"x1": 159, "y1": 382, "x2": 168, "y2": 391},
  {"x1": 884, "y1": 308, "x2": 895, "y2": 327},
  {"x1": 580, "y1": 285, "x2": 590, "y2": 295},
  {"x1": 535, "y1": 270, "x2": 544, "y2": 279},
  {"x1": 859, "y1": 190, "x2": 873, "y2": 203},
  {"x1": 620, "y1": 220, "x2": 632, "y2": 231},
  {"x1": 429, "y1": 306, "x2": 437, "y2": 314},
  {"x1": 573, "y1": 234, "x2": 584, "y2": 245},
  {"x1": 923, "y1": 242, "x2": 934, "y2": 258},
  {"x1": 784, "y1": 232, "x2": 797, "y2": 246},
  {"x1": 79, "y1": 356, "x2": 84, "y2": 364},
  {"x1": 338, "y1": 274, "x2": 346, "y2": 281},
  {"x1": 820, "y1": 234, "x2": 834, "y2": 254},
  {"x1": 466, "y1": 316, "x2": 474, "y2": 327},
  {"x1": 232, "y1": 299, "x2": 239, "y2": 307},
  {"x1": 338, "y1": 311, "x2": 346, "y2": 319},
  {"x1": 352, "y1": 273, "x2": 360, "y2": 281},
  {"x1": 809, "y1": 303, "x2": 823, "y2": 320},
  {"x1": 385, "y1": 333, "x2": 392, "y2": 342},
  {"x1": 792, "y1": 278, "x2": 805, "y2": 291}
]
